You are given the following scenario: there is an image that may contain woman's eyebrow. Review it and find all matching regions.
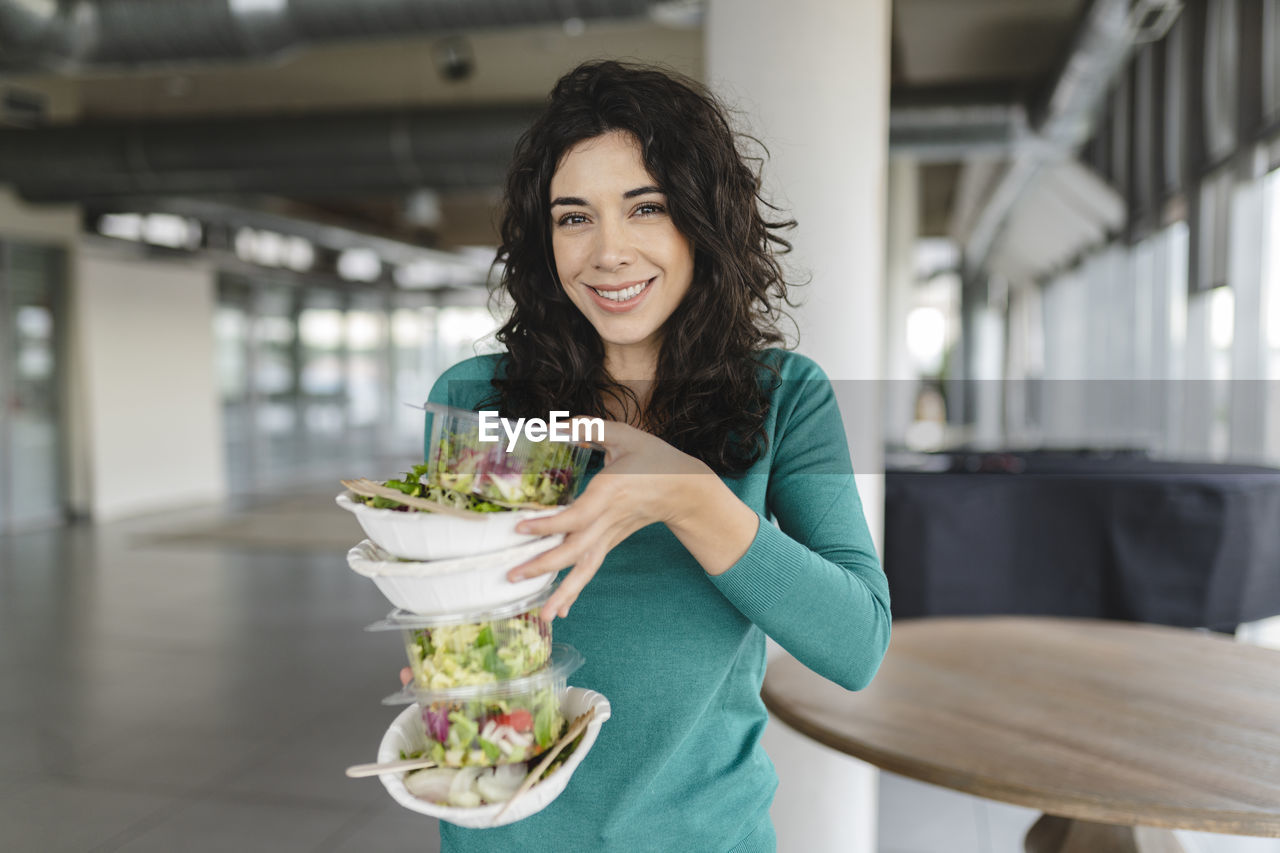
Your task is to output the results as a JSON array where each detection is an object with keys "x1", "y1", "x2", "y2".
[{"x1": 550, "y1": 186, "x2": 663, "y2": 208}]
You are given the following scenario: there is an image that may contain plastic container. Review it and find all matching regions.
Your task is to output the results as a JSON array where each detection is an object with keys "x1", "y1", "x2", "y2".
[
  {"x1": 425, "y1": 403, "x2": 593, "y2": 508},
  {"x1": 377, "y1": 686, "x2": 611, "y2": 827},
  {"x1": 381, "y1": 644, "x2": 583, "y2": 769},
  {"x1": 336, "y1": 492, "x2": 563, "y2": 561},
  {"x1": 365, "y1": 588, "x2": 555, "y2": 690},
  {"x1": 346, "y1": 536, "x2": 560, "y2": 615}
]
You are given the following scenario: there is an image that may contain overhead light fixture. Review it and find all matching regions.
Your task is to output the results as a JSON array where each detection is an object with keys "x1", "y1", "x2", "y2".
[
  {"x1": 648, "y1": 0, "x2": 704, "y2": 29},
  {"x1": 338, "y1": 248, "x2": 382, "y2": 282},
  {"x1": 99, "y1": 213, "x2": 145, "y2": 242},
  {"x1": 394, "y1": 259, "x2": 451, "y2": 289},
  {"x1": 252, "y1": 230, "x2": 285, "y2": 266},
  {"x1": 404, "y1": 189, "x2": 442, "y2": 230},
  {"x1": 99, "y1": 212, "x2": 200, "y2": 249},
  {"x1": 283, "y1": 237, "x2": 315, "y2": 272}
]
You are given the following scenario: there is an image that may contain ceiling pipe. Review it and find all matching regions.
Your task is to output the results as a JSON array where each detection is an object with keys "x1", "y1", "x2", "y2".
[
  {"x1": 961, "y1": 0, "x2": 1183, "y2": 276},
  {"x1": 0, "y1": 0, "x2": 672, "y2": 73},
  {"x1": 0, "y1": 105, "x2": 543, "y2": 201},
  {"x1": 889, "y1": 101, "x2": 1027, "y2": 162},
  {"x1": 0, "y1": 99, "x2": 1024, "y2": 202}
]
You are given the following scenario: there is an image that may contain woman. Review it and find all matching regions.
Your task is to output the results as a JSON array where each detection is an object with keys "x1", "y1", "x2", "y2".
[{"x1": 427, "y1": 60, "x2": 890, "y2": 852}]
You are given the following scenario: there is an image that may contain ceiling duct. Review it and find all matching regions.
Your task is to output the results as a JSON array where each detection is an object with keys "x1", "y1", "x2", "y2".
[
  {"x1": 0, "y1": 0, "x2": 669, "y2": 73},
  {"x1": 960, "y1": 0, "x2": 1183, "y2": 275},
  {"x1": 0, "y1": 96, "x2": 1024, "y2": 201},
  {"x1": 0, "y1": 105, "x2": 542, "y2": 201},
  {"x1": 889, "y1": 101, "x2": 1028, "y2": 162}
]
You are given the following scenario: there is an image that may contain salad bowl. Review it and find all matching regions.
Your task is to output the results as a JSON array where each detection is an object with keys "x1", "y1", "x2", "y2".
[
  {"x1": 346, "y1": 535, "x2": 561, "y2": 614},
  {"x1": 380, "y1": 645, "x2": 584, "y2": 769},
  {"x1": 376, "y1": 685, "x2": 611, "y2": 828},
  {"x1": 337, "y1": 492, "x2": 563, "y2": 561}
]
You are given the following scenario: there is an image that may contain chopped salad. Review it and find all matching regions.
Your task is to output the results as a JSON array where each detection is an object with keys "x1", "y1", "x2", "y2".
[
  {"x1": 405, "y1": 616, "x2": 551, "y2": 690},
  {"x1": 411, "y1": 686, "x2": 564, "y2": 768},
  {"x1": 400, "y1": 726, "x2": 585, "y2": 807},
  {"x1": 432, "y1": 432, "x2": 583, "y2": 507},
  {"x1": 355, "y1": 463, "x2": 508, "y2": 513}
]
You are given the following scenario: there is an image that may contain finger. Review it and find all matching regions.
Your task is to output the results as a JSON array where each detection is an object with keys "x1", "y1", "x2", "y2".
[
  {"x1": 515, "y1": 501, "x2": 590, "y2": 536},
  {"x1": 399, "y1": 667, "x2": 412, "y2": 687},
  {"x1": 541, "y1": 547, "x2": 606, "y2": 621},
  {"x1": 507, "y1": 536, "x2": 586, "y2": 581}
]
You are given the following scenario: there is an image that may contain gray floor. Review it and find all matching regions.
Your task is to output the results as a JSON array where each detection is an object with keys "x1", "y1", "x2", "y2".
[{"x1": 3, "y1": 490, "x2": 1278, "y2": 853}]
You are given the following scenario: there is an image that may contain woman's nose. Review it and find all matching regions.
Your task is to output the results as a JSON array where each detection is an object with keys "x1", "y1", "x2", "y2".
[{"x1": 591, "y1": 217, "x2": 634, "y2": 271}]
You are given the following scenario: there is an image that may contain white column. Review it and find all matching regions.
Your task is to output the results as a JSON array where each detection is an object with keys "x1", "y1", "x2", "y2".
[
  {"x1": 1227, "y1": 178, "x2": 1267, "y2": 459},
  {"x1": 706, "y1": 2, "x2": 889, "y2": 852},
  {"x1": 885, "y1": 158, "x2": 920, "y2": 448}
]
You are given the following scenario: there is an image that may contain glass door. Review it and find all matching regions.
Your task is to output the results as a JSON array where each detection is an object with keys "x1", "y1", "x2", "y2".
[{"x1": 0, "y1": 241, "x2": 66, "y2": 531}]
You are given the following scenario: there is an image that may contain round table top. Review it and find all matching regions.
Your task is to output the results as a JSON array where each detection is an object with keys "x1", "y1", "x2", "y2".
[{"x1": 762, "y1": 617, "x2": 1280, "y2": 836}]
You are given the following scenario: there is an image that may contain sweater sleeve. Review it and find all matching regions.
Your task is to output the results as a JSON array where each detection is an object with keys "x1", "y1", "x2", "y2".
[{"x1": 707, "y1": 357, "x2": 891, "y2": 690}]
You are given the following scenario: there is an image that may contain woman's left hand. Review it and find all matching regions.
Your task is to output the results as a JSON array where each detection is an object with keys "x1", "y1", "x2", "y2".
[{"x1": 507, "y1": 419, "x2": 757, "y2": 621}]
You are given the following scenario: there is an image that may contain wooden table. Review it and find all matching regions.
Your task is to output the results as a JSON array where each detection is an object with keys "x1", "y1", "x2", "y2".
[{"x1": 762, "y1": 617, "x2": 1280, "y2": 853}]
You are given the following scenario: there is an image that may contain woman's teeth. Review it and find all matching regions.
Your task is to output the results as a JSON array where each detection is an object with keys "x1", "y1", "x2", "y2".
[{"x1": 592, "y1": 280, "x2": 649, "y2": 301}]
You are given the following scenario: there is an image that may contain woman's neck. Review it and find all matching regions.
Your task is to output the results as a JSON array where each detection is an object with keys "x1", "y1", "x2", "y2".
[
  {"x1": 602, "y1": 343, "x2": 658, "y2": 423},
  {"x1": 603, "y1": 343, "x2": 658, "y2": 385}
]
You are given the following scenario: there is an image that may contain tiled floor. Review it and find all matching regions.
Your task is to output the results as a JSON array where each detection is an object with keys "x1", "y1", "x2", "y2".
[{"x1": 2, "y1": 489, "x2": 1278, "y2": 853}]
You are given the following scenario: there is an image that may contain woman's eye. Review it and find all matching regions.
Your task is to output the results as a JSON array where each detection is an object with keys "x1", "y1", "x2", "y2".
[
  {"x1": 557, "y1": 212, "x2": 588, "y2": 227},
  {"x1": 634, "y1": 202, "x2": 666, "y2": 217}
]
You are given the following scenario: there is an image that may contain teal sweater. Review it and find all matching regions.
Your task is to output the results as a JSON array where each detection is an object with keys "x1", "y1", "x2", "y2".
[{"x1": 427, "y1": 349, "x2": 891, "y2": 853}]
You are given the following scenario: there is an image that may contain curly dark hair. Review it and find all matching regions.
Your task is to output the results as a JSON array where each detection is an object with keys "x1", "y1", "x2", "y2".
[{"x1": 490, "y1": 60, "x2": 796, "y2": 475}]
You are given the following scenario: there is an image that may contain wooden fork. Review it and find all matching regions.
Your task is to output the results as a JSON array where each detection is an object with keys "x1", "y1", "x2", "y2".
[
  {"x1": 492, "y1": 707, "x2": 596, "y2": 824},
  {"x1": 344, "y1": 756, "x2": 438, "y2": 778},
  {"x1": 341, "y1": 478, "x2": 483, "y2": 521}
]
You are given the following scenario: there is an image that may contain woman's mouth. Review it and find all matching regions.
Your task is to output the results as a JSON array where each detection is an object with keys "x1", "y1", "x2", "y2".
[{"x1": 587, "y1": 278, "x2": 654, "y2": 312}]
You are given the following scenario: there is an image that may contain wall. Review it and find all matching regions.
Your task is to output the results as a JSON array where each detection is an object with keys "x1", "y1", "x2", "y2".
[{"x1": 75, "y1": 245, "x2": 226, "y2": 520}]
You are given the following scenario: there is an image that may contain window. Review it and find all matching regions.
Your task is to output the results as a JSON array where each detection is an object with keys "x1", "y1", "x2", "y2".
[{"x1": 1203, "y1": 0, "x2": 1239, "y2": 162}]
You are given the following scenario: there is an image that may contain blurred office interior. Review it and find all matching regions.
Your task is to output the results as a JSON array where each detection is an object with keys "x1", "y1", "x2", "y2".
[{"x1": 3, "y1": 1, "x2": 1280, "y2": 852}]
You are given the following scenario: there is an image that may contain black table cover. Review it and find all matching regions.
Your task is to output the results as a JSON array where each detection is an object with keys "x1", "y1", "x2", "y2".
[{"x1": 883, "y1": 455, "x2": 1280, "y2": 632}]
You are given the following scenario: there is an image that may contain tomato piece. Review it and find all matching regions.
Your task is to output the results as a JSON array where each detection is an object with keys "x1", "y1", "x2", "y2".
[{"x1": 495, "y1": 709, "x2": 533, "y2": 732}]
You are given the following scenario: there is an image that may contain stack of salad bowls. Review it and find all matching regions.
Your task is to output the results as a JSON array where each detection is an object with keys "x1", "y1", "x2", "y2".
[{"x1": 339, "y1": 403, "x2": 609, "y2": 826}]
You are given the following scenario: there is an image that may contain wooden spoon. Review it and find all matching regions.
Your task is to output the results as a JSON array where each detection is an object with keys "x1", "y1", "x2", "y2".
[
  {"x1": 492, "y1": 707, "x2": 595, "y2": 824},
  {"x1": 345, "y1": 756, "x2": 438, "y2": 778},
  {"x1": 341, "y1": 478, "x2": 482, "y2": 520}
]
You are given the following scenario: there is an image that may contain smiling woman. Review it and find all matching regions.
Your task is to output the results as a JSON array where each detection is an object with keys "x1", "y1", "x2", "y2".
[{"x1": 425, "y1": 61, "x2": 890, "y2": 853}]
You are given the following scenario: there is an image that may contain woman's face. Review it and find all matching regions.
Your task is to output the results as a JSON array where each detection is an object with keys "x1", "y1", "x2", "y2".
[{"x1": 548, "y1": 130, "x2": 694, "y2": 372}]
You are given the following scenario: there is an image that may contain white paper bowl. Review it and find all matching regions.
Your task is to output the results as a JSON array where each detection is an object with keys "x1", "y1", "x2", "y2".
[
  {"x1": 347, "y1": 537, "x2": 561, "y2": 615},
  {"x1": 376, "y1": 686, "x2": 611, "y2": 828},
  {"x1": 336, "y1": 492, "x2": 563, "y2": 561}
]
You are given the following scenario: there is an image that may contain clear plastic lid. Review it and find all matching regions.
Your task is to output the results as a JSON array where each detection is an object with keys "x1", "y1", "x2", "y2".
[
  {"x1": 363, "y1": 585, "x2": 554, "y2": 631},
  {"x1": 381, "y1": 643, "x2": 584, "y2": 705},
  {"x1": 423, "y1": 402, "x2": 594, "y2": 508}
]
